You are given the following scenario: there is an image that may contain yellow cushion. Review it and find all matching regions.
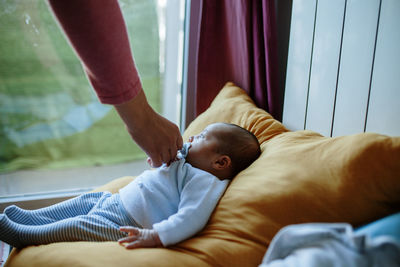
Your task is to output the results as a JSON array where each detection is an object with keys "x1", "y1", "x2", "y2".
[
  {"x1": 6, "y1": 82, "x2": 400, "y2": 267},
  {"x1": 91, "y1": 176, "x2": 134, "y2": 194}
]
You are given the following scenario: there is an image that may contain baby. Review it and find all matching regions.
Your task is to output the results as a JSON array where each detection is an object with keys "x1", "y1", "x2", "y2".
[{"x1": 0, "y1": 123, "x2": 260, "y2": 249}]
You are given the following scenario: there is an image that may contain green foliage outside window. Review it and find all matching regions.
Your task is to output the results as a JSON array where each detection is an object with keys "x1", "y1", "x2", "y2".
[{"x1": 0, "y1": 0, "x2": 161, "y2": 172}]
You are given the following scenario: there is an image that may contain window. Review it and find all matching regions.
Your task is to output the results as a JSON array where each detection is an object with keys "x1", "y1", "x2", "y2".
[{"x1": 0, "y1": 0, "x2": 185, "y2": 205}]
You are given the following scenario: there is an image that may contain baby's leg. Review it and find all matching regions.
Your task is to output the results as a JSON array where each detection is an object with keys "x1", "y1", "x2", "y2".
[
  {"x1": 0, "y1": 213, "x2": 123, "y2": 249},
  {"x1": 15, "y1": 214, "x2": 127, "y2": 247},
  {"x1": 1, "y1": 193, "x2": 137, "y2": 248},
  {"x1": 12, "y1": 195, "x2": 137, "y2": 246},
  {"x1": 4, "y1": 192, "x2": 107, "y2": 225}
]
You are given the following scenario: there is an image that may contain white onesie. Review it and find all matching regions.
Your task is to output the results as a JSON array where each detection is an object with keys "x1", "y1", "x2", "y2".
[{"x1": 119, "y1": 143, "x2": 229, "y2": 246}]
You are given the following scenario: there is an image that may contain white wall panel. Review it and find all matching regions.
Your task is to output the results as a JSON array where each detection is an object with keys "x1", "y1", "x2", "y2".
[
  {"x1": 283, "y1": 0, "x2": 400, "y2": 137},
  {"x1": 366, "y1": 0, "x2": 400, "y2": 136},
  {"x1": 305, "y1": 0, "x2": 346, "y2": 137},
  {"x1": 282, "y1": 0, "x2": 316, "y2": 131},
  {"x1": 332, "y1": 0, "x2": 380, "y2": 136}
]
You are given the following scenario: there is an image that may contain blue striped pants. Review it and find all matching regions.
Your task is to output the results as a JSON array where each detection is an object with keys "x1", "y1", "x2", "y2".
[{"x1": 0, "y1": 192, "x2": 138, "y2": 248}]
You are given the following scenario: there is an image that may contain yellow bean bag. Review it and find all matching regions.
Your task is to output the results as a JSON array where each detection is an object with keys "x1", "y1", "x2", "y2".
[{"x1": 6, "y1": 82, "x2": 400, "y2": 267}]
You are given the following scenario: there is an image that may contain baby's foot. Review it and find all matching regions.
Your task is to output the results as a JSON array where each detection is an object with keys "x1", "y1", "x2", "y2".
[
  {"x1": 0, "y1": 214, "x2": 23, "y2": 249},
  {"x1": 4, "y1": 205, "x2": 33, "y2": 224}
]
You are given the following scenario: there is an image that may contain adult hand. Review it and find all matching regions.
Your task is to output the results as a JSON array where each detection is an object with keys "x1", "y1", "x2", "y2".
[
  {"x1": 118, "y1": 226, "x2": 162, "y2": 249},
  {"x1": 115, "y1": 90, "x2": 183, "y2": 167}
]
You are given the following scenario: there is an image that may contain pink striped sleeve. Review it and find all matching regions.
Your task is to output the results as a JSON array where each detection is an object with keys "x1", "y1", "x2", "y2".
[{"x1": 49, "y1": 0, "x2": 142, "y2": 105}]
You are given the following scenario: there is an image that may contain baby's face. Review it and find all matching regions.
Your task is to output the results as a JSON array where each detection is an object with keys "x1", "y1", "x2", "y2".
[{"x1": 185, "y1": 124, "x2": 222, "y2": 172}]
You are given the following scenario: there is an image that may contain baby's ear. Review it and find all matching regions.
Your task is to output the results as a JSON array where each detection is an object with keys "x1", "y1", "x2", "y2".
[{"x1": 213, "y1": 155, "x2": 232, "y2": 170}]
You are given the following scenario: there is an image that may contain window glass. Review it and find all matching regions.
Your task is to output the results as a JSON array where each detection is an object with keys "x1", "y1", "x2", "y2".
[{"x1": 0, "y1": 0, "x2": 175, "y2": 173}]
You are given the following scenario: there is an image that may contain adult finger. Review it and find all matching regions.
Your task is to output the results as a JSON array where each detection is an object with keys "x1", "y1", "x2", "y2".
[
  {"x1": 162, "y1": 148, "x2": 174, "y2": 167},
  {"x1": 154, "y1": 140, "x2": 176, "y2": 167},
  {"x1": 176, "y1": 135, "x2": 183, "y2": 150},
  {"x1": 148, "y1": 153, "x2": 163, "y2": 168}
]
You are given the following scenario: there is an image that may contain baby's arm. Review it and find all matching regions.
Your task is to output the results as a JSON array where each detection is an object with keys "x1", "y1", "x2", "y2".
[
  {"x1": 152, "y1": 173, "x2": 229, "y2": 246},
  {"x1": 118, "y1": 226, "x2": 162, "y2": 249}
]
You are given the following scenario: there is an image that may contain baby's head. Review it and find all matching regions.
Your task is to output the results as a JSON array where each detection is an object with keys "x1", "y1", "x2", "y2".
[{"x1": 186, "y1": 122, "x2": 261, "y2": 180}]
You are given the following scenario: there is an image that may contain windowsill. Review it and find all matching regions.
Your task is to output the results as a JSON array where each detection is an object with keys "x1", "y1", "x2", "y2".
[{"x1": 0, "y1": 160, "x2": 149, "y2": 212}]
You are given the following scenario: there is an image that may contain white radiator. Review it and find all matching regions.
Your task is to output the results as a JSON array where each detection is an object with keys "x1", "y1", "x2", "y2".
[{"x1": 283, "y1": 0, "x2": 400, "y2": 137}]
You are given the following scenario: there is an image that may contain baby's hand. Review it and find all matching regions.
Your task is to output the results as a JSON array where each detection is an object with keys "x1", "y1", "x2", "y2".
[{"x1": 118, "y1": 226, "x2": 162, "y2": 249}]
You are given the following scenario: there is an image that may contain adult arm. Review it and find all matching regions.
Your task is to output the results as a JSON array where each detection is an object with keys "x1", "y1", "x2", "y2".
[{"x1": 48, "y1": 0, "x2": 183, "y2": 166}]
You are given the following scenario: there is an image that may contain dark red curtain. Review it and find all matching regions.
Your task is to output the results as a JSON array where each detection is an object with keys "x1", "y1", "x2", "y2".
[{"x1": 194, "y1": 0, "x2": 282, "y2": 120}]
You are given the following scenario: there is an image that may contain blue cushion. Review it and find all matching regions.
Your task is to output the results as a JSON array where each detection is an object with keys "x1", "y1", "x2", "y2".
[{"x1": 355, "y1": 212, "x2": 400, "y2": 242}]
